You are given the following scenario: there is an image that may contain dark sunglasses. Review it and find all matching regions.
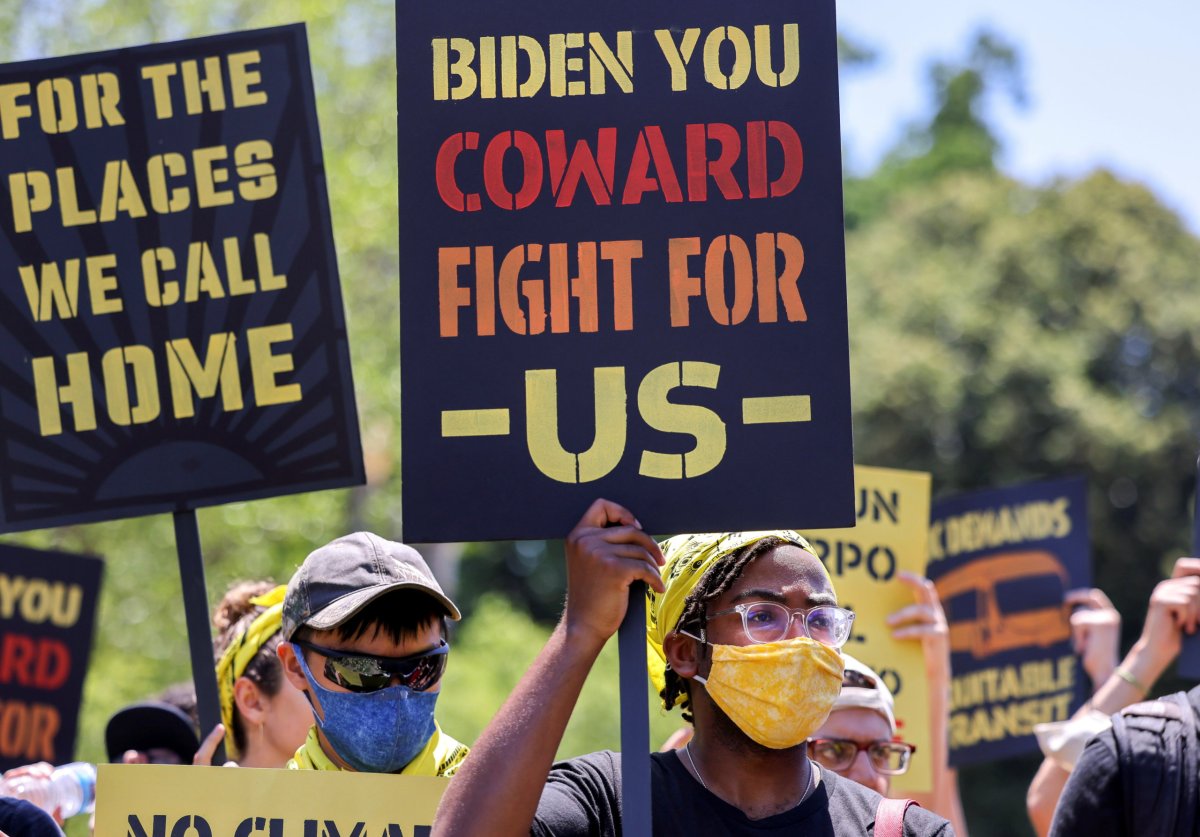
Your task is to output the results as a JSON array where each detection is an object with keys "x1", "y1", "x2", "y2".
[
  {"x1": 842, "y1": 669, "x2": 879, "y2": 690},
  {"x1": 293, "y1": 639, "x2": 448, "y2": 693}
]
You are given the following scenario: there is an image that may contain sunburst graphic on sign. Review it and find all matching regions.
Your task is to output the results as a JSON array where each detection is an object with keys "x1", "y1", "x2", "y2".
[{"x1": 0, "y1": 25, "x2": 363, "y2": 532}]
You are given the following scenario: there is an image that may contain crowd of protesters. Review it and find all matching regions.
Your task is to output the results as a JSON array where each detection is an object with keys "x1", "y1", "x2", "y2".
[{"x1": 3, "y1": 500, "x2": 1200, "y2": 836}]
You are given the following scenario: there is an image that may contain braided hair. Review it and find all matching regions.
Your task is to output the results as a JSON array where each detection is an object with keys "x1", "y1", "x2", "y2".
[{"x1": 659, "y1": 536, "x2": 791, "y2": 722}]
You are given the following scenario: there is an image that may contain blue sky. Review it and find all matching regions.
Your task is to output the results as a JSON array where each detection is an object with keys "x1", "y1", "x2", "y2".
[{"x1": 836, "y1": 1, "x2": 1200, "y2": 233}]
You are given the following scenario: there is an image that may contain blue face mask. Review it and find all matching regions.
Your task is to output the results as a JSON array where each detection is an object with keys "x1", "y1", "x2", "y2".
[{"x1": 294, "y1": 647, "x2": 439, "y2": 773}]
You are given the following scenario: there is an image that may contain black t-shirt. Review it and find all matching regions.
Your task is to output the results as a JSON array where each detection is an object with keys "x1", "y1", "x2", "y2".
[
  {"x1": 1048, "y1": 730, "x2": 1124, "y2": 836},
  {"x1": 531, "y1": 750, "x2": 953, "y2": 836}
]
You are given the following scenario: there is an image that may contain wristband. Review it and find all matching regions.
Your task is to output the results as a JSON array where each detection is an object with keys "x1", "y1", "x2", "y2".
[{"x1": 1114, "y1": 667, "x2": 1149, "y2": 695}]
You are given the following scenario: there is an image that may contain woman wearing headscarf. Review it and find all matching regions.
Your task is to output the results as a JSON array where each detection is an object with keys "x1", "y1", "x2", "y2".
[{"x1": 194, "y1": 581, "x2": 312, "y2": 767}]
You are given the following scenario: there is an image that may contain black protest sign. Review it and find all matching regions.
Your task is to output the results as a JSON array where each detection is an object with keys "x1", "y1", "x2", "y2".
[
  {"x1": 927, "y1": 476, "x2": 1090, "y2": 766},
  {"x1": 0, "y1": 25, "x2": 363, "y2": 533},
  {"x1": 0, "y1": 542, "x2": 102, "y2": 770},
  {"x1": 396, "y1": 0, "x2": 854, "y2": 542}
]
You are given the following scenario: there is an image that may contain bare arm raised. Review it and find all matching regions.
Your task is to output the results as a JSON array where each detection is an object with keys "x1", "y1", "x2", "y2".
[
  {"x1": 1026, "y1": 558, "x2": 1200, "y2": 836},
  {"x1": 887, "y1": 571, "x2": 969, "y2": 837},
  {"x1": 432, "y1": 499, "x2": 664, "y2": 837}
]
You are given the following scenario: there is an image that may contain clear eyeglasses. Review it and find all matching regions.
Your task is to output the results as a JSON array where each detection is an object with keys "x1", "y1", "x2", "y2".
[{"x1": 706, "y1": 601, "x2": 855, "y2": 647}]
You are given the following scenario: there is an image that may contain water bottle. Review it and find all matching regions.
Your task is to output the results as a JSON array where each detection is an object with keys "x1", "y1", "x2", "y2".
[{"x1": 0, "y1": 761, "x2": 96, "y2": 818}]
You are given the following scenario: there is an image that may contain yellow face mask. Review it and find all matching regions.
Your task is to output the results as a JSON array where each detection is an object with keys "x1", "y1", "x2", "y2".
[{"x1": 693, "y1": 636, "x2": 844, "y2": 750}]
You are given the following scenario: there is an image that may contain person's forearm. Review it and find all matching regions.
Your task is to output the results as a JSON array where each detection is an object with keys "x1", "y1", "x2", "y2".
[
  {"x1": 923, "y1": 659, "x2": 964, "y2": 833},
  {"x1": 1027, "y1": 636, "x2": 1171, "y2": 835},
  {"x1": 1027, "y1": 759, "x2": 1069, "y2": 837},
  {"x1": 433, "y1": 621, "x2": 605, "y2": 837},
  {"x1": 1089, "y1": 638, "x2": 1168, "y2": 715}
]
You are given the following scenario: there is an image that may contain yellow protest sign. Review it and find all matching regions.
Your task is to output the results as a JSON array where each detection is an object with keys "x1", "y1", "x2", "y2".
[
  {"x1": 95, "y1": 764, "x2": 445, "y2": 836},
  {"x1": 803, "y1": 465, "x2": 933, "y2": 792}
]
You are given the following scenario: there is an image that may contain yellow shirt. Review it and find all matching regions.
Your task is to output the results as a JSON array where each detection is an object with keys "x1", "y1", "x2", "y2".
[{"x1": 287, "y1": 722, "x2": 469, "y2": 776}]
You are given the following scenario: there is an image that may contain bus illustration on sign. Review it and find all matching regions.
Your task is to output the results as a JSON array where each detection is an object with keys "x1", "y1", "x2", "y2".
[{"x1": 934, "y1": 550, "x2": 1071, "y2": 659}]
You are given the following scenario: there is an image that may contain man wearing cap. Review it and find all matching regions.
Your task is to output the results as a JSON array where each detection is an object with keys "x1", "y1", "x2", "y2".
[
  {"x1": 434, "y1": 499, "x2": 952, "y2": 835},
  {"x1": 106, "y1": 700, "x2": 201, "y2": 765},
  {"x1": 809, "y1": 654, "x2": 913, "y2": 796},
  {"x1": 276, "y1": 532, "x2": 469, "y2": 775}
]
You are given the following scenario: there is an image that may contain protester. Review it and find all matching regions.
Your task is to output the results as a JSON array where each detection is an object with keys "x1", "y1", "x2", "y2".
[
  {"x1": 1024, "y1": 586, "x2": 1123, "y2": 835},
  {"x1": 192, "y1": 580, "x2": 312, "y2": 767},
  {"x1": 809, "y1": 653, "x2": 967, "y2": 836},
  {"x1": 1044, "y1": 557, "x2": 1200, "y2": 835},
  {"x1": 276, "y1": 532, "x2": 470, "y2": 775},
  {"x1": 809, "y1": 654, "x2": 911, "y2": 793},
  {"x1": 105, "y1": 697, "x2": 200, "y2": 765},
  {"x1": 433, "y1": 499, "x2": 954, "y2": 835},
  {"x1": 660, "y1": 571, "x2": 970, "y2": 833}
]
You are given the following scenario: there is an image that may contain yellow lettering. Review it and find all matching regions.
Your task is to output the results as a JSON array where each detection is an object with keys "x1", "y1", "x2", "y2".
[
  {"x1": 638, "y1": 361, "x2": 725, "y2": 478},
  {"x1": 86, "y1": 254, "x2": 123, "y2": 316},
  {"x1": 35, "y1": 78, "x2": 77, "y2": 134},
  {"x1": 146, "y1": 153, "x2": 190, "y2": 214},
  {"x1": 193, "y1": 145, "x2": 233, "y2": 208},
  {"x1": 141, "y1": 63, "x2": 178, "y2": 119},
  {"x1": 0, "y1": 82, "x2": 32, "y2": 138},
  {"x1": 18, "y1": 260, "x2": 80, "y2": 321},
  {"x1": 98, "y1": 159, "x2": 147, "y2": 223},
  {"x1": 55, "y1": 167, "x2": 98, "y2": 227},
  {"x1": 184, "y1": 241, "x2": 225, "y2": 302},
  {"x1": 8, "y1": 170, "x2": 52, "y2": 232},
  {"x1": 753, "y1": 24, "x2": 800, "y2": 87},
  {"x1": 181, "y1": 56, "x2": 226, "y2": 114},
  {"x1": 525, "y1": 367, "x2": 626, "y2": 482},
  {"x1": 246, "y1": 323, "x2": 302, "y2": 406},
  {"x1": 141, "y1": 247, "x2": 179, "y2": 307},
  {"x1": 234, "y1": 140, "x2": 277, "y2": 201},
  {"x1": 80, "y1": 72, "x2": 124, "y2": 129},
  {"x1": 433, "y1": 38, "x2": 478, "y2": 101},
  {"x1": 227, "y1": 51, "x2": 267, "y2": 108},
  {"x1": 703, "y1": 26, "x2": 752, "y2": 90},
  {"x1": 166, "y1": 333, "x2": 244, "y2": 418},
  {"x1": 587, "y1": 32, "x2": 633, "y2": 94},
  {"x1": 101, "y1": 346, "x2": 160, "y2": 426},
  {"x1": 654, "y1": 29, "x2": 700, "y2": 92},
  {"x1": 33, "y1": 353, "x2": 95, "y2": 436}
]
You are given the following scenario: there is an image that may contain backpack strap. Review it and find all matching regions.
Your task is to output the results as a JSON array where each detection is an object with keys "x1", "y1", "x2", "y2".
[
  {"x1": 874, "y1": 797, "x2": 919, "y2": 837},
  {"x1": 1173, "y1": 690, "x2": 1199, "y2": 836},
  {"x1": 1113, "y1": 693, "x2": 1190, "y2": 836}
]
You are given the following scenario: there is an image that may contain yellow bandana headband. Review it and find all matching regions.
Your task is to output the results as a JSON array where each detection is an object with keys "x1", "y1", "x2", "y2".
[
  {"x1": 644, "y1": 531, "x2": 831, "y2": 709},
  {"x1": 215, "y1": 585, "x2": 286, "y2": 757}
]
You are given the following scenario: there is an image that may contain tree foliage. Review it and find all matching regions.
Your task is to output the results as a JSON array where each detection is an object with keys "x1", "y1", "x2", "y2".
[
  {"x1": 846, "y1": 29, "x2": 1026, "y2": 230},
  {"x1": 843, "y1": 31, "x2": 1200, "y2": 837}
]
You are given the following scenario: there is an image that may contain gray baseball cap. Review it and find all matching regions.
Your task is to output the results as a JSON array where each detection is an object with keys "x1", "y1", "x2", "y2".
[
  {"x1": 833, "y1": 653, "x2": 897, "y2": 735},
  {"x1": 281, "y1": 532, "x2": 461, "y2": 641}
]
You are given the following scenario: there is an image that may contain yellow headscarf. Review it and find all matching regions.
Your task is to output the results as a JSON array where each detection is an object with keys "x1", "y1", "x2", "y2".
[
  {"x1": 215, "y1": 585, "x2": 286, "y2": 757},
  {"x1": 645, "y1": 531, "x2": 832, "y2": 709}
]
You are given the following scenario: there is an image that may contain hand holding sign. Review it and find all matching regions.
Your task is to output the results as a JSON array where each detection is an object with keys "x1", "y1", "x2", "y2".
[
  {"x1": 192, "y1": 725, "x2": 238, "y2": 768},
  {"x1": 1133, "y1": 558, "x2": 1200, "y2": 675},
  {"x1": 1065, "y1": 588, "x2": 1120, "y2": 688},
  {"x1": 887, "y1": 572, "x2": 950, "y2": 680},
  {"x1": 563, "y1": 499, "x2": 664, "y2": 649}
]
